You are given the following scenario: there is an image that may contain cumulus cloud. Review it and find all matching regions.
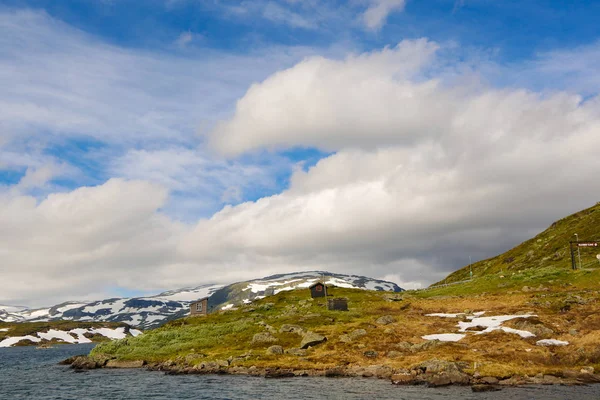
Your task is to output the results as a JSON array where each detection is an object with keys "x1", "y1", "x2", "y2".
[
  {"x1": 191, "y1": 38, "x2": 600, "y2": 289},
  {"x1": 363, "y1": 0, "x2": 406, "y2": 30},
  {"x1": 0, "y1": 179, "x2": 184, "y2": 305},
  {"x1": 2, "y1": 9, "x2": 600, "y2": 306}
]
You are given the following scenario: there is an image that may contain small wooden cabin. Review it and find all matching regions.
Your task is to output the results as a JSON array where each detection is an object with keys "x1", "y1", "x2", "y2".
[
  {"x1": 327, "y1": 298, "x2": 348, "y2": 311},
  {"x1": 309, "y1": 282, "x2": 326, "y2": 298},
  {"x1": 190, "y1": 297, "x2": 209, "y2": 316}
]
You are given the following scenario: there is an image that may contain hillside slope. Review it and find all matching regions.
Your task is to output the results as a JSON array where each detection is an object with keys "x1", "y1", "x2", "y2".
[
  {"x1": 1, "y1": 272, "x2": 401, "y2": 329},
  {"x1": 440, "y1": 202, "x2": 600, "y2": 286}
]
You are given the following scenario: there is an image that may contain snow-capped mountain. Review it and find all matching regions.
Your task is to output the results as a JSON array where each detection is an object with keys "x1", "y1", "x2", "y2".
[
  {"x1": 208, "y1": 271, "x2": 402, "y2": 311},
  {"x1": 0, "y1": 284, "x2": 223, "y2": 329},
  {"x1": 0, "y1": 272, "x2": 402, "y2": 329}
]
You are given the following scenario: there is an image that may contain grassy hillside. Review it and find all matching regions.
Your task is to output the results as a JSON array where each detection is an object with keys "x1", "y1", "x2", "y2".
[
  {"x1": 88, "y1": 284, "x2": 600, "y2": 380},
  {"x1": 437, "y1": 202, "x2": 600, "y2": 289}
]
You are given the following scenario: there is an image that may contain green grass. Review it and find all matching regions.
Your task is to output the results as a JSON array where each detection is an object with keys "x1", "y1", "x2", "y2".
[{"x1": 437, "y1": 202, "x2": 600, "y2": 287}]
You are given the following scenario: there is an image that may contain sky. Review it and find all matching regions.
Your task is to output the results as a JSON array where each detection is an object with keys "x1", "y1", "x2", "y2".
[{"x1": 1, "y1": 0, "x2": 600, "y2": 307}]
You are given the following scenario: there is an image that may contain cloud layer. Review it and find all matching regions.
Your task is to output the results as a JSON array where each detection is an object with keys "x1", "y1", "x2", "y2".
[{"x1": 2, "y1": 10, "x2": 600, "y2": 306}]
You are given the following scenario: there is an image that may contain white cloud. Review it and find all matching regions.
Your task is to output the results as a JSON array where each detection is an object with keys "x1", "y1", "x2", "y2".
[
  {"x1": 175, "y1": 31, "x2": 194, "y2": 48},
  {"x1": 2, "y1": 9, "x2": 600, "y2": 307},
  {"x1": 362, "y1": 0, "x2": 406, "y2": 30}
]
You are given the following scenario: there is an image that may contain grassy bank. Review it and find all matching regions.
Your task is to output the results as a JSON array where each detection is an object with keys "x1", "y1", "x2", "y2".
[{"x1": 90, "y1": 281, "x2": 600, "y2": 378}]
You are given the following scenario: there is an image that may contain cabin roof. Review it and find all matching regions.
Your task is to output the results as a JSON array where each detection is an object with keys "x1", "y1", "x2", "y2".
[
  {"x1": 192, "y1": 297, "x2": 209, "y2": 303},
  {"x1": 308, "y1": 282, "x2": 325, "y2": 289}
]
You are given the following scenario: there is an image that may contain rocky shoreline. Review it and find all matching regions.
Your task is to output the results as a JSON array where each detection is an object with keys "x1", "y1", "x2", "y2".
[{"x1": 61, "y1": 356, "x2": 600, "y2": 391}]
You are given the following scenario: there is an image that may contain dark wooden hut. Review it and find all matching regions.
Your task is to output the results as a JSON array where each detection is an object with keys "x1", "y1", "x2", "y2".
[
  {"x1": 309, "y1": 282, "x2": 326, "y2": 298},
  {"x1": 327, "y1": 298, "x2": 348, "y2": 311},
  {"x1": 190, "y1": 297, "x2": 209, "y2": 316}
]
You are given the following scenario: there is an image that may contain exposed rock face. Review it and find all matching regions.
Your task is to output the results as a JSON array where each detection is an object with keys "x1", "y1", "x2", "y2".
[
  {"x1": 416, "y1": 359, "x2": 471, "y2": 387},
  {"x1": 376, "y1": 315, "x2": 396, "y2": 325},
  {"x1": 252, "y1": 332, "x2": 278, "y2": 344},
  {"x1": 266, "y1": 345, "x2": 284, "y2": 355},
  {"x1": 300, "y1": 331, "x2": 327, "y2": 349}
]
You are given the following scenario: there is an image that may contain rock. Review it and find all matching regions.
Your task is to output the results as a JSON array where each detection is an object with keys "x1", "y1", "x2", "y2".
[
  {"x1": 416, "y1": 359, "x2": 470, "y2": 387},
  {"x1": 569, "y1": 329, "x2": 579, "y2": 336},
  {"x1": 285, "y1": 348, "x2": 307, "y2": 356},
  {"x1": 279, "y1": 324, "x2": 304, "y2": 335},
  {"x1": 349, "y1": 329, "x2": 367, "y2": 340},
  {"x1": 265, "y1": 368, "x2": 295, "y2": 378},
  {"x1": 376, "y1": 315, "x2": 396, "y2": 325},
  {"x1": 581, "y1": 366, "x2": 595, "y2": 374},
  {"x1": 266, "y1": 345, "x2": 284, "y2": 355},
  {"x1": 480, "y1": 376, "x2": 499, "y2": 384},
  {"x1": 472, "y1": 384, "x2": 501, "y2": 392},
  {"x1": 511, "y1": 318, "x2": 554, "y2": 338},
  {"x1": 300, "y1": 332, "x2": 327, "y2": 349},
  {"x1": 68, "y1": 356, "x2": 106, "y2": 370},
  {"x1": 411, "y1": 340, "x2": 441, "y2": 352},
  {"x1": 363, "y1": 350, "x2": 378, "y2": 358},
  {"x1": 216, "y1": 359, "x2": 229, "y2": 368},
  {"x1": 391, "y1": 373, "x2": 414, "y2": 385},
  {"x1": 522, "y1": 286, "x2": 532, "y2": 293},
  {"x1": 394, "y1": 341, "x2": 412, "y2": 350},
  {"x1": 325, "y1": 367, "x2": 346, "y2": 377},
  {"x1": 252, "y1": 332, "x2": 278, "y2": 344},
  {"x1": 105, "y1": 360, "x2": 145, "y2": 368},
  {"x1": 339, "y1": 334, "x2": 352, "y2": 343}
]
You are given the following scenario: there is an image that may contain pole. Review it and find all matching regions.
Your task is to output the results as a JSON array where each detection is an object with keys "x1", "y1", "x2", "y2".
[
  {"x1": 570, "y1": 242, "x2": 577, "y2": 270},
  {"x1": 575, "y1": 234, "x2": 582, "y2": 270},
  {"x1": 469, "y1": 256, "x2": 473, "y2": 280}
]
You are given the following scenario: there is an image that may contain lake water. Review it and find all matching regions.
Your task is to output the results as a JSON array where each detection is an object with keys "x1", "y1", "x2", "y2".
[{"x1": 2, "y1": 344, "x2": 600, "y2": 399}]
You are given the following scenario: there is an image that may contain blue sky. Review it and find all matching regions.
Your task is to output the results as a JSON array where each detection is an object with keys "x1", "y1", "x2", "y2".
[
  {"x1": 2, "y1": 0, "x2": 599, "y2": 217},
  {"x1": 1, "y1": 0, "x2": 600, "y2": 305}
]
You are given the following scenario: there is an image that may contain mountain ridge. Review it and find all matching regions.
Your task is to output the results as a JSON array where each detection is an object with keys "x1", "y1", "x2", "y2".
[{"x1": 0, "y1": 271, "x2": 402, "y2": 329}]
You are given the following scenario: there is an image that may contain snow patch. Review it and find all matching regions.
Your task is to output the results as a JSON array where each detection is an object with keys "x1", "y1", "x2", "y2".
[
  {"x1": 421, "y1": 333, "x2": 466, "y2": 342},
  {"x1": 0, "y1": 328, "x2": 8, "y2": 332},
  {"x1": 537, "y1": 339, "x2": 569, "y2": 346},
  {"x1": 0, "y1": 335, "x2": 41, "y2": 347},
  {"x1": 221, "y1": 304, "x2": 234, "y2": 310},
  {"x1": 89, "y1": 327, "x2": 127, "y2": 340},
  {"x1": 130, "y1": 329, "x2": 143, "y2": 337}
]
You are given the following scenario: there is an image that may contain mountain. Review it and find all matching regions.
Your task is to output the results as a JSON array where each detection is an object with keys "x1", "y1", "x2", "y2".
[
  {"x1": 438, "y1": 202, "x2": 600, "y2": 287},
  {"x1": 0, "y1": 272, "x2": 402, "y2": 329}
]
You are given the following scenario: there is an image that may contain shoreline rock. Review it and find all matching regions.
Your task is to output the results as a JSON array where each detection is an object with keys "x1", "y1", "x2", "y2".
[{"x1": 59, "y1": 355, "x2": 600, "y2": 387}]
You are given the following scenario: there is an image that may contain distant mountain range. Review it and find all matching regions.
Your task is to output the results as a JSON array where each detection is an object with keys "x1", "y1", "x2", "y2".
[{"x1": 0, "y1": 271, "x2": 402, "y2": 329}]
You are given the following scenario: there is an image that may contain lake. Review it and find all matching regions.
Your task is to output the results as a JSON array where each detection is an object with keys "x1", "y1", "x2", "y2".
[{"x1": 1, "y1": 344, "x2": 600, "y2": 399}]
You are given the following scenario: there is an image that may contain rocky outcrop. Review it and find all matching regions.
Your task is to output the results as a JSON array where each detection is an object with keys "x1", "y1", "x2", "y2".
[
  {"x1": 376, "y1": 315, "x2": 396, "y2": 325},
  {"x1": 279, "y1": 324, "x2": 304, "y2": 335},
  {"x1": 300, "y1": 331, "x2": 327, "y2": 349},
  {"x1": 266, "y1": 345, "x2": 284, "y2": 355},
  {"x1": 252, "y1": 332, "x2": 278, "y2": 344}
]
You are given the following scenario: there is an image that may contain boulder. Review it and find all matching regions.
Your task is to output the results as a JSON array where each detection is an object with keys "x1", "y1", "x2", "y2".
[
  {"x1": 279, "y1": 324, "x2": 304, "y2": 335},
  {"x1": 265, "y1": 368, "x2": 295, "y2": 378},
  {"x1": 266, "y1": 345, "x2": 284, "y2": 355},
  {"x1": 480, "y1": 376, "x2": 499, "y2": 384},
  {"x1": 472, "y1": 384, "x2": 501, "y2": 392},
  {"x1": 411, "y1": 340, "x2": 442, "y2": 352},
  {"x1": 252, "y1": 332, "x2": 278, "y2": 344},
  {"x1": 349, "y1": 329, "x2": 367, "y2": 340},
  {"x1": 285, "y1": 348, "x2": 307, "y2": 356},
  {"x1": 376, "y1": 315, "x2": 396, "y2": 325},
  {"x1": 391, "y1": 373, "x2": 414, "y2": 385},
  {"x1": 363, "y1": 350, "x2": 378, "y2": 358},
  {"x1": 105, "y1": 360, "x2": 145, "y2": 369},
  {"x1": 300, "y1": 332, "x2": 327, "y2": 349}
]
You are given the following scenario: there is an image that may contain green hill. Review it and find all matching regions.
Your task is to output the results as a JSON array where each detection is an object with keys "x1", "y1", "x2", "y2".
[{"x1": 431, "y1": 202, "x2": 600, "y2": 293}]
